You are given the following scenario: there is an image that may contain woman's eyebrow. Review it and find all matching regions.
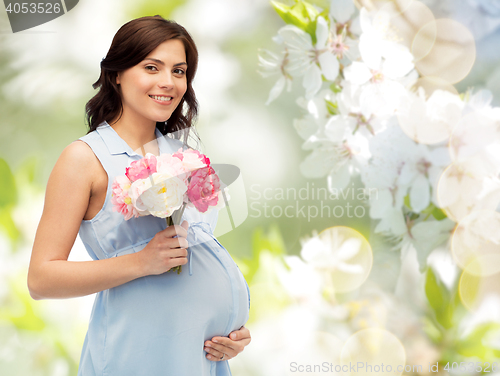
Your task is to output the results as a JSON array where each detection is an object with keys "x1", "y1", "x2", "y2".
[{"x1": 143, "y1": 58, "x2": 188, "y2": 67}]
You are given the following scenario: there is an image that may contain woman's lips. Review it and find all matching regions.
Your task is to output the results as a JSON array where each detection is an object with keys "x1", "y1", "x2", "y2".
[{"x1": 149, "y1": 95, "x2": 173, "y2": 105}]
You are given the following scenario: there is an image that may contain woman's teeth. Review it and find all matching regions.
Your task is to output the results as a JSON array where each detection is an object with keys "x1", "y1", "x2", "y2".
[{"x1": 150, "y1": 95, "x2": 172, "y2": 101}]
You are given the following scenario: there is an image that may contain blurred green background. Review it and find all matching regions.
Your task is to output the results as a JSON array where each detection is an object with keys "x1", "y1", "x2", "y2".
[{"x1": 1, "y1": 0, "x2": 500, "y2": 375}]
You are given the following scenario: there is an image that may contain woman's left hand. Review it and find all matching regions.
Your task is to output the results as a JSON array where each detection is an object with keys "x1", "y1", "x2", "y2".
[{"x1": 204, "y1": 325, "x2": 251, "y2": 361}]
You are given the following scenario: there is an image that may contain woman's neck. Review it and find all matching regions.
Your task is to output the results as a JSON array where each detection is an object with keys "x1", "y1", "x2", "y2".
[{"x1": 109, "y1": 111, "x2": 160, "y2": 156}]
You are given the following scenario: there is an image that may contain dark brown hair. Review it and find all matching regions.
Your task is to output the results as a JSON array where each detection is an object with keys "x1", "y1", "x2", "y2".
[{"x1": 85, "y1": 15, "x2": 199, "y2": 146}]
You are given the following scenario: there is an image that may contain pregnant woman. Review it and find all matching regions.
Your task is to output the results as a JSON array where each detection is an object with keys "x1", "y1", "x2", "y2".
[{"x1": 27, "y1": 15, "x2": 251, "y2": 376}]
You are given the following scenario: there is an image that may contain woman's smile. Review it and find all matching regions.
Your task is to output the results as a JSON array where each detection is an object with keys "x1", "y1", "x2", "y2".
[{"x1": 149, "y1": 95, "x2": 174, "y2": 105}]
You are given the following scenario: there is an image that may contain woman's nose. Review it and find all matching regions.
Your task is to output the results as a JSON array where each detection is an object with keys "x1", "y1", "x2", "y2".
[{"x1": 158, "y1": 72, "x2": 175, "y2": 90}]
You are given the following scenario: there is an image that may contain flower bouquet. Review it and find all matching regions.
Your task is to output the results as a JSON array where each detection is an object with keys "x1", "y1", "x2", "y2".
[{"x1": 111, "y1": 148, "x2": 226, "y2": 274}]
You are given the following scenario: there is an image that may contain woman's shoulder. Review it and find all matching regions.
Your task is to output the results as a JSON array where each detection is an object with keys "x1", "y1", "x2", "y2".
[
  {"x1": 45, "y1": 139, "x2": 99, "y2": 203},
  {"x1": 57, "y1": 135, "x2": 102, "y2": 174}
]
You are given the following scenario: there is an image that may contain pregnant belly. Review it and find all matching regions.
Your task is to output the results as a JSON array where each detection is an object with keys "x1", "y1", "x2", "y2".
[
  {"x1": 83, "y1": 227, "x2": 249, "y2": 375},
  {"x1": 103, "y1": 234, "x2": 249, "y2": 353}
]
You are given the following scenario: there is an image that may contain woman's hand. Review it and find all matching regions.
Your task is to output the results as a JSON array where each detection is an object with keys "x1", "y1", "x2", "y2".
[
  {"x1": 204, "y1": 325, "x2": 251, "y2": 361},
  {"x1": 137, "y1": 220, "x2": 189, "y2": 276}
]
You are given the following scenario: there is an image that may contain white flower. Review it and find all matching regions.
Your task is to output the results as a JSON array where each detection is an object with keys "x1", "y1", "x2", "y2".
[
  {"x1": 397, "y1": 87, "x2": 464, "y2": 144},
  {"x1": 369, "y1": 189, "x2": 408, "y2": 236},
  {"x1": 329, "y1": 0, "x2": 356, "y2": 25},
  {"x1": 257, "y1": 35, "x2": 293, "y2": 105},
  {"x1": 299, "y1": 127, "x2": 361, "y2": 191},
  {"x1": 296, "y1": 90, "x2": 348, "y2": 181},
  {"x1": 342, "y1": 8, "x2": 416, "y2": 118},
  {"x1": 278, "y1": 16, "x2": 340, "y2": 99},
  {"x1": 437, "y1": 157, "x2": 500, "y2": 222},
  {"x1": 358, "y1": 8, "x2": 414, "y2": 74},
  {"x1": 361, "y1": 124, "x2": 420, "y2": 235},
  {"x1": 329, "y1": 0, "x2": 361, "y2": 61},
  {"x1": 276, "y1": 255, "x2": 323, "y2": 304},
  {"x1": 333, "y1": 81, "x2": 390, "y2": 136},
  {"x1": 449, "y1": 105, "x2": 500, "y2": 174},
  {"x1": 293, "y1": 89, "x2": 335, "y2": 141},
  {"x1": 300, "y1": 230, "x2": 364, "y2": 274},
  {"x1": 130, "y1": 173, "x2": 187, "y2": 218},
  {"x1": 297, "y1": 88, "x2": 372, "y2": 191},
  {"x1": 398, "y1": 144, "x2": 450, "y2": 213},
  {"x1": 361, "y1": 123, "x2": 417, "y2": 190},
  {"x1": 395, "y1": 219, "x2": 456, "y2": 272}
]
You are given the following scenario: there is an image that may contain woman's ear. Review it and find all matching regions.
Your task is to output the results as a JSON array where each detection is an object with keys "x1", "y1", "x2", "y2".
[{"x1": 116, "y1": 73, "x2": 121, "y2": 85}]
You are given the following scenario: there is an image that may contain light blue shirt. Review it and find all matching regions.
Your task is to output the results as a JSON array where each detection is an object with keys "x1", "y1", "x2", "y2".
[{"x1": 77, "y1": 122, "x2": 250, "y2": 376}]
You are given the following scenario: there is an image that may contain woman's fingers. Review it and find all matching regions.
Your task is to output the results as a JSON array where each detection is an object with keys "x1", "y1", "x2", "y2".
[
  {"x1": 204, "y1": 340, "x2": 237, "y2": 361},
  {"x1": 203, "y1": 326, "x2": 252, "y2": 361},
  {"x1": 163, "y1": 224, "x2": 188, "y2": 239},
  {"x1": 204, "y1": 345, "x2": 226, "y2": 361},
  {"x1": 173, "y1": 237, "x2": 189, "y2": 249},
  {"x1": 168, "y1": 247, "x2": 188, "y2": 258},
  {"x1": 180, "y1": 220, "x2": 189, "y2": 231},
  {"x1": 229, "y1": 325, "x2": 251, "y2": 341}
]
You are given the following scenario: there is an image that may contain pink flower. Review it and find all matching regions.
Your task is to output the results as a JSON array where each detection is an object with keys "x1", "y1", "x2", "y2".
[
  {"x1": 186, "y1": 166, "x2": 220, "y2": 213},
  {"x1": 173, "y1": 148, "x2": 210, "y2": 171},
  {"x1": 156, "y1": 154, "x2": 188, "y2": 181},
  {"x1": 125, "y1": 154, "x2": 157, "y2": 182},
  {"x1": 111, "y1": 175, "x2": 140, "y2": 220}
]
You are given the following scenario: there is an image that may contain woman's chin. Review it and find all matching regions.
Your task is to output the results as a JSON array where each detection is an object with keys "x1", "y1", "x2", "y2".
[{"x1": 151, "y1": 115, "x2": 172, "y2": 123}]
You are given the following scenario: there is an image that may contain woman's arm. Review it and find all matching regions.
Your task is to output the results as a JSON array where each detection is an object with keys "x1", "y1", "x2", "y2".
[
  {"x1": 28, "y1": 140, "x2": 190, "y2": 300},
  {"x1": 27, "y1": 141, "x2": 146, "y2": 300}
]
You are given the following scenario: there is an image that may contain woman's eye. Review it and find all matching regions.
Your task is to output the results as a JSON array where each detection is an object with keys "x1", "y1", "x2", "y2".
[
  {"x1": 145, "y1": 65, "x2": 158, "y2": 71},
  {"x1": 174, "y1": 69, "x2": 186, "y2": 75}
]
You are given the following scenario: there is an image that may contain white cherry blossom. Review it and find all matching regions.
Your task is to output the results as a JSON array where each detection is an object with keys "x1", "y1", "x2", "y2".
[
  {"x1": 257, "y1": 35, "x2": 293, "y2": 105},
  {"x1": 300, "y1": 230, "x2": 364, "y2": 274},
  {"x1": 361, "y1": 124, "x2": 419, "y2": 235},
  {"x1": 277, "y1": 17, "x2": 340, "y2": 99},
  {"x1": 398, "y1": 144, "x2": 450, "y2": 212},
  {"x1": 343, "y1": 8, "x2": 416, "y2": 118},
  {"x1": 397, "y1": 87, "x2": 464, "y2": 144}
]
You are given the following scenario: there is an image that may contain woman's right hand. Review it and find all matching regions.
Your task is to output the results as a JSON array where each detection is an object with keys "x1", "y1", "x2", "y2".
[{"x1": 137, "y1": 220, "x2": 190, "y2": 276}]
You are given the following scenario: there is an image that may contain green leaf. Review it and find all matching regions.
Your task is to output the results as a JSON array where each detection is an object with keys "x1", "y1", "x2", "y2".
[
  {"x1": 421, "y1": 201, "x2": 447, "y2": 220},
  {"x1": 431, "y1": 206, "x2": 447, "y2": 220},
  {"x1": 307, "y1": 0, "x2": 329, "y2": 9},
  {"x1": 126, "y1": 0, "x2": 188, "y2": 20},
  {"x1": 271, "y1": 1, "x2": 291, "y2": 18},
  {"x1": 330, "y1": 83, "x2": 342, "y2": 93},
  {"x1": 271, "y1": 1, "x2": 305, "y2": 29},
  {"x1": 0, "y1": 275, "x2": 46, "y2": 332},
  {"x1": 301, "y1": 2, "x2": 320, "y2": 44},
  {"x1": 456, "y1": 322, "x2": 500, "y2": 359},
  {"x1": 266, "y1": 223, "x2": 287, "y2": 256},
  {"x1": 325, "y1": 99, "x2": 339, "y2": 115},
  {"x1": 271, "y1": 1, "x2": 320, "y2": 44},
  {"x1": 301, "y1": 1, "x2": 320, "y2": 21},
  {"x1": 404, "y1": 193, "x2": 412, "y2": 210},
  {"x1": 411, "y1": 219, "x2": 455, "y2": 272},
  {"x1": 421, "y1": 315, "x2": 443, "y2": 343},
  {"x1": 425, "y1": 266, "x2": 454, "y2": 329},
  {"x1": 0, "y1": 158, "x2": 21, "y2": 244},
  {"x1": 241, "y1": 224, "x2": 287, "y2": 285},
  {"x1": 449, "y1": 278, "x2": 466, "y2": 323},
  {"x1": 0, "y1": 208, "x2": 21, "y2": 243},
  {"x1": 15, "y1": 156, "x2": 38, "y2": 185}
]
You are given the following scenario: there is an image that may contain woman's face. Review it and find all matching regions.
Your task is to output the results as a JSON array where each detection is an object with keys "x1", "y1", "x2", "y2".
[{"x1": 116, "y1": 38, "x2": 188, "y2": 125}]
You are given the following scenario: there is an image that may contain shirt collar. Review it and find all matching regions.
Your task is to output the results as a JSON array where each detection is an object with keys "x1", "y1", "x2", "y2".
[{"x1": 96, "y1": 121, "x2": 173, "y2": 157}]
